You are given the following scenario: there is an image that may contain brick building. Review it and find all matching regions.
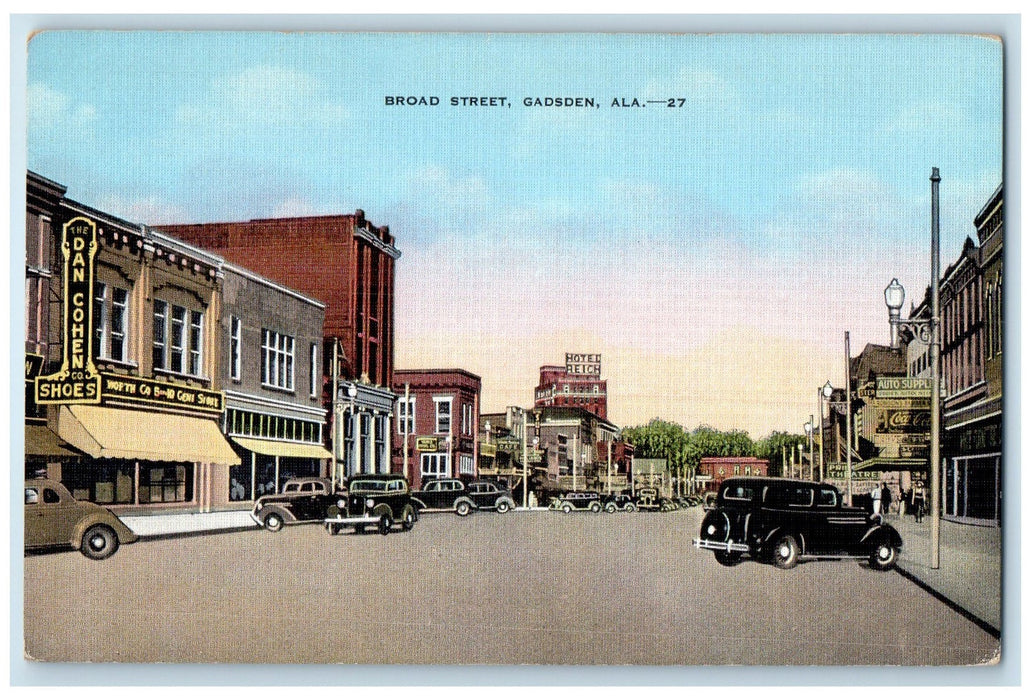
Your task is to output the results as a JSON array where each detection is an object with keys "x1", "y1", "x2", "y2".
[
  {"x1": 25, "y1": 171, "x2": 240, "y2": 513},
  {"x1": 696, "y1": 457, "x2": 770, "y2": 493},
  {"x1": 155, "y1": 212, "x2": 401, "y2": 480},
  {"x1": 391, "y1": 369, "x2": 481, "y2": 490},
  {"x1": 533, "y1": 353, "x2": 608, "y2": 419},
  {"x1": 220, "y1": 264, "x2": 332, "y2": 503}
]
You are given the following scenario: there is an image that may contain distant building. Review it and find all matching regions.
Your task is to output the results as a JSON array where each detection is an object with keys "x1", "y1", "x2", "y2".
[
  {"x1": 696, "y1": 457, "x2": 769, "y2": 493},
  {"x1": 534, "y1": 353, "x2": 608, "y2": 419},
  {"x1": 391, "y1": 369, "x2": 481, "y2": 490}
]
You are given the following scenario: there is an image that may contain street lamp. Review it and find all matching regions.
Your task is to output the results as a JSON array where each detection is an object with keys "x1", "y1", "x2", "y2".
[
  {"x1": 798, "y1": 443, "x2": 805, "y2": 480},
  {"x1": 804, "y1": 417, "x2": 814, "y2": 481},
  {"x1": 883, "y1": 167, "x2": 942, "y2": 570},
  {"x1": 819, "y1": 381, "x2": 832, "y2": 482}
]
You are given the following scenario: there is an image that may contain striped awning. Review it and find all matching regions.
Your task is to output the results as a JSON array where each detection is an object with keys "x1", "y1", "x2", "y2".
[{"x1": 231, "y1": 436, "x2": 332, "y2": 460}]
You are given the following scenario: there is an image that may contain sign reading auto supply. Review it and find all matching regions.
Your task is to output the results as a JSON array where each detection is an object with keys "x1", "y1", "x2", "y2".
[{"x1": 35, "y1": 217, "x2": 101, "y2": 404}]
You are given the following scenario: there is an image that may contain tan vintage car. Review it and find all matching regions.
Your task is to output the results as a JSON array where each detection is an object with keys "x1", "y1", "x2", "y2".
[{"x1": 25, "y1": 478, "x2": 138, "y2": 559}]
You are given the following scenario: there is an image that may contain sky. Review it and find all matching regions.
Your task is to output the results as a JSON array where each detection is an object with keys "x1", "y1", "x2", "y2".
[{"x1": 23, "y1": 30, "x2": 1003, "y2": 438}]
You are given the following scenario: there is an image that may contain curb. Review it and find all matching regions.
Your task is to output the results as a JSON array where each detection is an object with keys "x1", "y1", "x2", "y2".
[{"x1": 894, "y1": 563, "x2": 1000, "y2": 639}]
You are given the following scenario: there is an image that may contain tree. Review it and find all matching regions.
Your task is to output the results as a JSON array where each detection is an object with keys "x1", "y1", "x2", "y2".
[{"x1": 754, "y1": 431, "x2": 809, "y2": 478}]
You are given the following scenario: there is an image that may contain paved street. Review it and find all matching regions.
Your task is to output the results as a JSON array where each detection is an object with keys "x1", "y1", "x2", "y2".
[{"x1": 23, "y1": 508, "x2": 999, "y2": 666}]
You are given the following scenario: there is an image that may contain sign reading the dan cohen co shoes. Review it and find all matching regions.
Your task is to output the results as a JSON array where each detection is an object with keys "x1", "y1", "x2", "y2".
[{"x1": 35, "y1": 217, "x2": 101, "y2": 404}]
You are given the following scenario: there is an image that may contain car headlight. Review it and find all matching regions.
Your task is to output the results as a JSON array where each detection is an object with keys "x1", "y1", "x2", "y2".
[
  {"x1": 706, "y1": 524, "x2": 716, "y2": 535},
  {"x1": 365, "y1": 498, "x2": 375, "y2": 509},
  {"x1": 337, "y1": 499, "x2": 347, "y2": 509},
  {"x1": 254, "y1": 503, "x2": 262, "y2": 512}
]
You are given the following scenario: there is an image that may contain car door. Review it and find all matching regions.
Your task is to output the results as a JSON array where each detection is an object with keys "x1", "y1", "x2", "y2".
[
  {"x1": 26, "y1": 485, "x2": 80, "y2": 547},
  {"x1": 816, "y1": 487, "x2": 871, "y2": 555},
  {"x1": 469, "y1": 483, "x2": 495, "y2": 509}
]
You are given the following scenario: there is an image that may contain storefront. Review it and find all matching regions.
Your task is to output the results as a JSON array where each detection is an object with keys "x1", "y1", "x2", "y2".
[{"x1": 944, "y1": 414, "x2": 1001, "y2": 525}]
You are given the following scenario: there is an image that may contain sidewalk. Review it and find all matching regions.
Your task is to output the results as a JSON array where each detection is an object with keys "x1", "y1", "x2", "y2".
[
  {"x1": 886, "y1": 513, "x2": 1001, "y2": 635},
  {"x1": 120, "y1": 509, "x2": 255, "y2": 537},
  {"x1": 119, "y1": 505, "x2": 549, "y2": 538}
]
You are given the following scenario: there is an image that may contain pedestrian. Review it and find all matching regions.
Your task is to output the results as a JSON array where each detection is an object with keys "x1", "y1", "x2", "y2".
[
  {"x1": 870, "y1": 484, "x2": 882, "y2": 516},
  {"x1": 913, "y1": 481, "x2": 926, "y2": 522},
  {"x1": 881, "y1": 483, "x2": 891, "y2": 515},
  {"x1": 898, "y1": 487, "x2": 908, "y2": 516}
]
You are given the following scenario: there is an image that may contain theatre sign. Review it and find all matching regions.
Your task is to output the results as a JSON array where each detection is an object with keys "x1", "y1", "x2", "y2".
[{"x1": 34, "y1": 216, "x2": 224, "y2": 414}]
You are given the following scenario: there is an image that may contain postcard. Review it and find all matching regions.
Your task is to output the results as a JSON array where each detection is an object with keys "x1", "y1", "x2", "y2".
[{"x1": 18, "y1": 26, "x2": 1004, "y2": 675}]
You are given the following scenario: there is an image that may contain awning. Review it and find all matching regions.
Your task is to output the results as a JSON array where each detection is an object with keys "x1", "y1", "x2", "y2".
[
  {"x1": 57, "y1": 405, "x2": 241, "y2": 465},
  {"x1": 231, "y1": 436, "x2": 332, "y2": 460},
  {"x1": 25, "y1": 423, "x2": 83, "y2": 458},
  {"x1": 853, "y1": 457, "x2": 927, "y2": 472}
]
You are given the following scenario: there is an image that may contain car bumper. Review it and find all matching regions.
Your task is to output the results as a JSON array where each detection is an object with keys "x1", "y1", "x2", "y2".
[
  {"x1": 323, "y1": 514, "x2": 383, "y2": 526},
  {"x1": 693, "y1": 538, "x2": 750, "y2": 553}
]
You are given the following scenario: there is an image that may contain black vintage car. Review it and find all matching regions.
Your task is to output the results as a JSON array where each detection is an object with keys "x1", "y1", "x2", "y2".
[
  {"x1": 251, "y1": 477, "x2": 343, "y2": 532},
  {"x1": 412, "y1": 478, "x2": 517, "y2": 515},
  {"x1": 549, "y1": 491, "x2": 602, "y2": 513},
  {"x1": 600, "y1": 493, "x2": 637, "y2": 513},
  {"x1": 693, "y1": 476, "x2": 902, "y2": 570},
  {"x1": 324, "y1": 474, "x2": 418, "y2": 535}
]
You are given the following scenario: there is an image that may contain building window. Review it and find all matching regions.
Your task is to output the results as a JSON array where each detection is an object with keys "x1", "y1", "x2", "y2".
[
  {"x1": 153, "y1": 299, "x2": 204, "y2": 377},
  {"x1": 375, "y1": 415, "x2": 387, "y2": 472},
  {"x1": 189, "y1": 310, "x2": 203, "y2": 376},
  {"x1": 421, "y1": 453, "x2": 449, "y2": 479},
  {"x1": 459, "y1": 454, "x2": 474, "y2": 475},
  {"x1": 309, "y1": 343, "x2": 319, "y2": 397},
  {"x1": 461, "y1": 403, "x2": 475, "y2": 436},
  {"x1": 261, "y1": 329, "x2": 295, "y2": 390},
  {"x1": 152, "y1": 300, "x2": 167, "y2": 370},
  {"x1": 94, "y1": 283, "x2": 129, "y2": 362},
  {"x1": 397, "y1": 396, "x2": 416, "y2": 435},
  {"x1": 434, "y1": 397, "x2": 452, "y2": 434},
  {"x1": 230, "y1": 316, "x2": 241, "y2": 381}
]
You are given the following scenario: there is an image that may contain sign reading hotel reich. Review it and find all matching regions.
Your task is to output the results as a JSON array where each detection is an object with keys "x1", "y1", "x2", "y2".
[
  {"x1": 100, "y1": 373, "x2": 224, "y2": 414},
  {"x1": 565, "y1": 352, "x2": 601, "y2": 376},
  {"x1": 35, "y1": 217, "x2": 101, "y2": 405}
]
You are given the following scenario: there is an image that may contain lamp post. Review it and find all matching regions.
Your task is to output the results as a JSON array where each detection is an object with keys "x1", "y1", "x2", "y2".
[
  {"x1": 820, "y1": 381, "x2": 832, "y2": 482},
  {"x1": 798, "y1": 443, "x2": 805, "y2": 480},
  {"x1": 520, "y1": 408, "x2": 528, "y2": 509},
  {"x1": 804, "y1": 417, "x2": 814, "y2": 481},
  {"x1": 883, "y1": 167, "x2": 942, "y2": 570}
]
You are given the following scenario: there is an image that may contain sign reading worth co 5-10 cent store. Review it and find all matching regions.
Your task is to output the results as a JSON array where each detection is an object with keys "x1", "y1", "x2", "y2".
[{"x1": 35, "y1": 217, "x2": 101, "y2": 405}]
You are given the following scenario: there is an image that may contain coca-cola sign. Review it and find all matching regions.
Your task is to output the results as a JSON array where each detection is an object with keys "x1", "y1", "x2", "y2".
[{"x1": 876, "y1": 409, "x2": 931, "y2": 434}]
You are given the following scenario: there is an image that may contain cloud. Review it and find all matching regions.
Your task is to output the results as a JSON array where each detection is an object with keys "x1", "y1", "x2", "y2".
[
  {"x1": 27, "y1": 83, "x2": 96, "y2": 134},
  {"x1": 94, "y1": 194, "x2": 190, "y2": 227}
]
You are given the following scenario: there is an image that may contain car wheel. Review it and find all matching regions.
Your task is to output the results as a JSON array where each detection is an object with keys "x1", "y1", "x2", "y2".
[
  {"x1": 772, "y1": 534, "x2": 800, "y2": 569},
  {"x1": 401, "y1": 507, "x2": 416, "y2": 531},
  {"x1": 378, "y1": 514, "x2": 393, "y2": 536},
  {"x1": 624, "y1": 503, "x2": 637, "y2": 512},
  {"x1": 455, "y1": 501, "x2": 472, "y2": 517},
  {"x1": 80, "y1": 525, "x2": 118, "y2": 560},
  {"x1": 496, "y1": 501, "x2": 511, "y2": 514},
  {"x1": 561, "y1": 503, "x2": 573, "y2": 514},
  {"x1": 869, "y1": 541, "x2": 900, "y2": 570},
  {"x1": 263, "y1": 512, "x2": 284, "y2": 533},
  {"x1": 714, "y1": 550, "x2": 742, "y2": 566},
  {"x1": 605, "y1": 502, "x2": 617, "y2": 513},
  {"x1": 589, "y1": 502, "x2": 601, "y2": 513}
]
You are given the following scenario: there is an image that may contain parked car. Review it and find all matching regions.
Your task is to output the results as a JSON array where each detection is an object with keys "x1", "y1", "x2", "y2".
[
  {"x1": 466, "y1": 481, "x2": 517, "y2": 513},
  {"x1": 325, "y1": 474, "x2": 418, "y2": 535},
  {"x1": 549, "y1": 491, "x2": 602, "y2": 513},
  {"x1": 251, "y1": 477, "x2": 343, "y2": 532},
  {"x1": 600, "y1": 493, "x2": 637, "y2": 513},
  {"x1": 411, "y1": 479, "x2": 514, "y2": 515},
  {"x1": 693, "y1": 476, "x2": 903, "y2": 570},
  {"x1": 25, "y1": 478, "x2": 138, "y2": 560},
  {"x1": 634, "y1": 488, "x2": 663, "y2": 511}
]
